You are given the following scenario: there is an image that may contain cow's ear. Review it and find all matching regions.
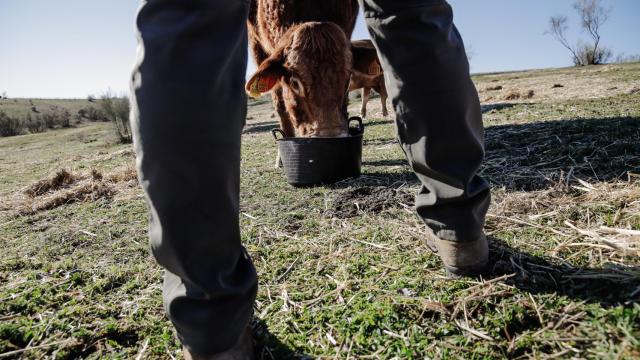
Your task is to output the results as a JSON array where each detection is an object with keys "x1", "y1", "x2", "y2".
[{"x1": 246, "y1": 58, "x2": 285, "y2": 98}]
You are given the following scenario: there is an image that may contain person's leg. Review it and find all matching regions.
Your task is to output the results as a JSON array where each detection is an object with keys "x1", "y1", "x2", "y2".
[
  {"x1": 130, "y1": 0, "x2": 257, "y2": 356},
  {"x1": 359, "y1": 0, "x2": 490, "y2": 275}
]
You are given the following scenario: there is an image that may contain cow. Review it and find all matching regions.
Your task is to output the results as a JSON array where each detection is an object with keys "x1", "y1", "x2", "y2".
[
  {"x1": 245, "y1": 0, "x2": 360, "y2": 140},
  {"x1": 349, "y1": 39, "x2": 389, "y2": 119}
]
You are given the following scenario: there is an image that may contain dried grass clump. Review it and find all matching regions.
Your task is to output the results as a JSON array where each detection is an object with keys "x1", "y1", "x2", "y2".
[
  {"x1": 489, "y1": 180, "x2": 640, "y2": 261},
  {"x1": 25, "y1": 169, "x2": 78, "y2": 197},
  {"x1": 107, "y1": 167, "x2": 138, "y2": 183},
  {"x1": 14, "y1": 167, "x2": 139, "y2": 215},
  {"x1": 27, "y1": 182, "x2": 116, "y2": 213},
  {"x1": 91, "y1": 169, "x2": 103, "y2": 181},
  {"x1": 486, "y1": 85, "x2": 503, "y2": 91},
  {"x1": 504, "y1": 91, "x2": 521, "y2": 100}
]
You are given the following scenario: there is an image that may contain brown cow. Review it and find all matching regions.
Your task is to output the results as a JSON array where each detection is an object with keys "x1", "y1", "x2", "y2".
[
  {"x1": 349, "y1": 39, "x2": 389, "y2": 119},
  {"x1": 245, "y1": 0, "x2": 359, "y2": 139}
]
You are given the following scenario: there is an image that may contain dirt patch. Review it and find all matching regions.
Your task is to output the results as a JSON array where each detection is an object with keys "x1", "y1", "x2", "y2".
[
  {"x1": 485, "y1": 85, "x2": 503, "y2": 91},
  {"x1": 326, "y1": 186, "x2": 414, "y2": 218}
]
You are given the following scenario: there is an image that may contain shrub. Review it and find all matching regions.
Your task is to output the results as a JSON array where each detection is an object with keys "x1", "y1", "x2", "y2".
[
  {"x1": 614, "y1": 53, "x2": 640, "y2": 64},
  {"x1": 39, "y1": 109, "x2": 71, "y2": 129},
  {"x1": 100, "y1": 94, "x2": 132, "y2": 143},
  {"x1": 40, "y1": 112, "x2": 57, "y2": 129},
  {"x1": 25, "y1": 113, "x2": 46, "y2": 134},
  {"x1": 573, "y1": 43, "x2": 612, "y2": 66},
  {"x1": 60, "y1": 110, "x2": 71, "y2": 128},
  {"x1": 0, "y1": 111, "x2": 24, "y2": 137},
  {"x1": 84, "y1": 107, "x2": 107, "y2": 122}
]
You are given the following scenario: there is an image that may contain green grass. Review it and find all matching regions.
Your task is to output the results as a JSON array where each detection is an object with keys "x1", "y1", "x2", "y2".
[{"x1": 1, "y1": 63, "x2": 640, "y2": 359}]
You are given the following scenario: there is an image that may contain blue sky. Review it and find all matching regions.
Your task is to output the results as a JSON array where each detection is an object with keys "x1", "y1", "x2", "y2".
[{"x1": 0, "y1": 0, "x2": 638, "y2": 98}]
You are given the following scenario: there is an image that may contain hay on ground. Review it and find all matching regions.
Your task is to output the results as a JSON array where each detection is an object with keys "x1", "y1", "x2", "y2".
[{"x1": 24, "y1": 169, "x2": 77, "y2": 197}]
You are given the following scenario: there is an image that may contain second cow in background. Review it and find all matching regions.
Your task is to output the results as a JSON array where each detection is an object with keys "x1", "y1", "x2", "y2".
[{"x1": 349, "y1": 39, "x2": 389, "y2": 119}]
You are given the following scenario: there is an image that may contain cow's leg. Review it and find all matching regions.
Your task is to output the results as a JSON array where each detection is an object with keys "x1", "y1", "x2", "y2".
[
  {"x1": 272, "y1": 87, "x2": 294, "y2": 168},
  {"x1": 374, "y1": 80, "x2": 389, "y2": 117},
  {"x1": 360, "y1": 87, "x2": 370, "y2": 119},
  {"x1": 131, "y1": 0, "x2": 256, "y2": 357},
  {"x1": 360, "y1": 0, "x2": 490, "y2": 276}
]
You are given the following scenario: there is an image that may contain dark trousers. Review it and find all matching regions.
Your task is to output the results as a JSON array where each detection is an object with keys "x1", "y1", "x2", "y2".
[{"x1": 131, "y1": 0, "x2": 489, "y2": 355}]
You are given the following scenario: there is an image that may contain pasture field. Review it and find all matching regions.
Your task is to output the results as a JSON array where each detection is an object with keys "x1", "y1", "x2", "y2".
[
  {"x1": 1, "y1": 63, "x2": 640, "y2": 359},
  {"x1": 0, "y1": 98, "x2": 99, "y2": 120}
]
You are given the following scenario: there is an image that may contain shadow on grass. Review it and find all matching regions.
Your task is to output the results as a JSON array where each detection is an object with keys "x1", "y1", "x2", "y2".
[
  {"x1": 354, "y1": 102, "x2": 521, "y2": 129},
  {"x1": 487, "y1": 237, "x2": 640, "y2": 307},
  {"x1": 481, "y1": 102, "x2": 522, "y2": 113},
  {"x1": 243, "y1": 121, "x2": 279, "y2": 135},
  {"x1": 253, "y1": 319, "x2": 311, "y2": 360},
  {"x1": 328, "y1": 170, "x2": 418, "y2": 190},
  {"x1": 362, "y1": 159, "x2": 408, "y2": 167},
  {"x1": 341, "y1": 116, "x2": 640, "y2": 192},
  {"x1": 360, "y1": 118, "x2": 394, "y2": 128},
  {"x1": 483, "y1": 116, "x2": 640, "y2": 190},
  {"x1": 327, "y1": 116, "x2": 640, "y2": 306}
]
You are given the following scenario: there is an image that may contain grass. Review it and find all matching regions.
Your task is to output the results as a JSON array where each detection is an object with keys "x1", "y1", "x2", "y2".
[{"x1": 1, "y1": 63, "x2": 640, "y2": 359}]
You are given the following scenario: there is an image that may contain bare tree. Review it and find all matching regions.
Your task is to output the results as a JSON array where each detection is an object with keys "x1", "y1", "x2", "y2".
[
  {"x1": 547, "y1": 0, "x2": 612, "y2": 66},
  {"x1": 574, "y1": 0, "x2": 610, "y2": 61},
  {"x1": 548, "y1": 15, "x2": 581, "y2": 65}
]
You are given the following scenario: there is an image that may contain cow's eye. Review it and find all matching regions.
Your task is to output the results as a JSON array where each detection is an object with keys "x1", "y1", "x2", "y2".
[{"x1": 289, "y1": 77, "x2": 305, "y2": 97}]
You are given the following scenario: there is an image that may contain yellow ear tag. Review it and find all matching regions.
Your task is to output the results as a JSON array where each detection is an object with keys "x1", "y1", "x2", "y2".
[{"x1": 249, "y1": 76, "x2": 277, "y2": 98}]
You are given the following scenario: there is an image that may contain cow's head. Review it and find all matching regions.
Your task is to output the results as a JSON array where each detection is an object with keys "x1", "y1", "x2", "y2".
[{"x1": 246, "y1": 22, "x2": 352, "y2": 137}]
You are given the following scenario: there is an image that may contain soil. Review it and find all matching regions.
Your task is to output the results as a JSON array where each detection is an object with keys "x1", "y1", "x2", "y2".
[{"x1": 326, "y1": 186, "x2": 414, "y2": 218}]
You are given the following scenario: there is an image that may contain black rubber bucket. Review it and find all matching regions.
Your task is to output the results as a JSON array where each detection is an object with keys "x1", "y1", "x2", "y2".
[{"x1": 272, "y1": 117, "x2": 364, "y2": 187}]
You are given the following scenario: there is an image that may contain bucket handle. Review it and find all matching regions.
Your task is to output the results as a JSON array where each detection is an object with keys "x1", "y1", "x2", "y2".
[
  {"x1": 272, "y1": 128, "x2": 286, "y2": 141},
  {"x1": 348, "y1": 116, "x2": 364, "y2": 134}
]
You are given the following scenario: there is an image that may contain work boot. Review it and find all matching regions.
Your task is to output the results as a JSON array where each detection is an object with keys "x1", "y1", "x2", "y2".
[
  {"x1": 183, "y1": 328, "x2": 254, "y2": 360},
  {"x1": 426, "y1": 233, "x2": 489, "y2": 278}
]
